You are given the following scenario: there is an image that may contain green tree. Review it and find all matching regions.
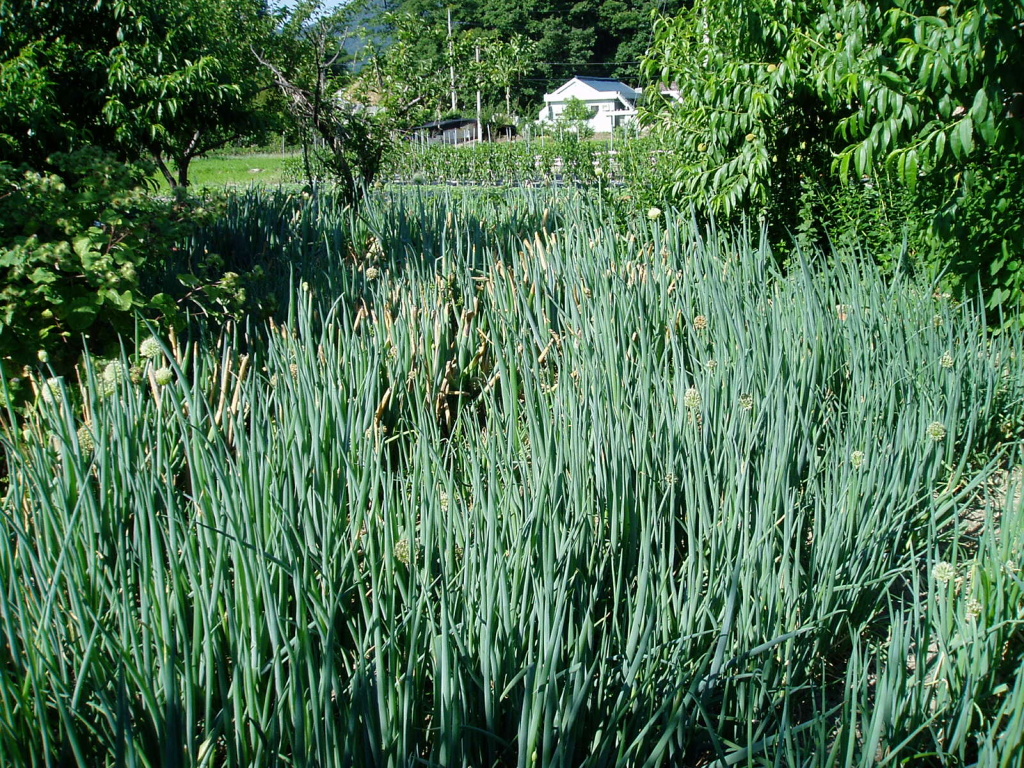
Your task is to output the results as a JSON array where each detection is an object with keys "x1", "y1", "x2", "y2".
[
  {"x1": 357, "y1": 11, "x2": 533, "y2": 122},
  {"x1": 0, "y1": 0, "x2": 281, "y2": 187},
  {"x1": 641, "y1": 0, "x2": 1024, "y2": 307},
  {"x1": 558, "y1": 96, "x2": 596, "y2": 139},
  {"x1": 362, "y1": 0, "x2": 681, "y2": 104},
  {"x1": 1, "y1": 0, "x2": 279, "y2": 374},
  {"x1": 361, "y1": 10, "x2": 452, "y2": 120},
  {"x1": 484, "y1": 33, "x2": 536, "y2": 118},
  {"x1": 104, "y1": 0, "x2": 281, "y2": 187},
  {"x1": 257, "y1": 1, "x2": 404, "y2": 204},
  {"x1": 1, "y1": 1, "x2": 120, "y2": 165}
]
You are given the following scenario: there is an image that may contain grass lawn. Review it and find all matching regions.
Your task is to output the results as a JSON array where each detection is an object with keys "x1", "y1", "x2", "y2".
[{"x1": 158, "y1": 152, "x2": 299, "y2": 189}]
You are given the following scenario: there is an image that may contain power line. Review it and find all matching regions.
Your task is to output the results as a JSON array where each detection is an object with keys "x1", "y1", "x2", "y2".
[{"x1": 530, "y1": 61, "x2": 641, "y2": 66}]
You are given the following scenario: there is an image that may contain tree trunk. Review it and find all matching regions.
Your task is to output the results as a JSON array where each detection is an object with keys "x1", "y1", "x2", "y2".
[
  {"x1": 153, "y1": 152, "x2": 177, "y2": 189},
  {"x1": 175, "y1": 156, "x2": 191, "y2": 188}
]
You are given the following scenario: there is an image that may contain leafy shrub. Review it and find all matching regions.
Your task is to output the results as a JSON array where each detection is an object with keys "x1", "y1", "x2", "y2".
[
  {"x1": 555, "y1": 96, "x2": 596, "y2": 140},
  {"x1": 791, "y1": 152, "x2": 1024, "y2": 318},
  {"x1": 600, "y1": 133, "x2": 680, "y2": 212},
  {"x1": 0, "y1": 148, "x2": 261, "y2": 383},
  {"x1": 1, "y1": 149, "x2": 180, "y2": 371},
  {"x1": 791, "y1": 174, "x2": 936, "y2": 273},
  {"x1": 640, "y1": 0, "x2": 1024, "y2": 313},
  {"x1": 940, "y1": 152, "x2": 1024, "y2": 316}
]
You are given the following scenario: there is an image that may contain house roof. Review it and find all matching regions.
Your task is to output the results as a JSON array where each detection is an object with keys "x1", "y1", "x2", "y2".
[
  {"x1": 549, "y1": 76, "x2": 639, "y2": 99},
  {"x1": 411, "y1": 117, "x2": 477, "y2": 131}
]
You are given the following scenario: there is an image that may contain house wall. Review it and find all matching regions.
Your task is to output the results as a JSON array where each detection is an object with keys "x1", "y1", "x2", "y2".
[
  {"x1": 442, "y1": 124, "x2": 478, "y2": 144},
  {"x1": 540, "y1": 99, "x2": 636, "y2": 133},
  {"x1": 539, "y1": 78, "x2": 639, "y2": 133},
  {"x1": 544, "y1": 99, "x2": 614, "y2": 121}
]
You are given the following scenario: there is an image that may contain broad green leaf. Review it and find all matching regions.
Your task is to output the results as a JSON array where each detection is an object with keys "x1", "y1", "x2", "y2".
[
  {"x1": 177, "y1": 273, "x2": 203, "y2": 289},
  {"x1": 149, "y1": 292, "x2": 177, "y2": 312},
  {"x1": 73, "y1": 235, "x2": 96, "y2": 263},
  {"x1": 905, "y1": 151, "x2": 918, "y2": 191},
  {"x1": 956, "y1": 118, "x2": 974, "y2": 156},
  {"x1": 64, "y1": 297, "x2": 99, "y2": 331},
  {"x1": 976, "y1": 114, "x2": 997, "y2": 145},
  {"x1": 28, "y1": 267, "x2": 57, "y2": 285},
  {"x1": 102, "y1": 288, "x2": 134, "y2": 311},
  {"x1": 971, "y1": 88, "x2": 989, "y2": 121}
]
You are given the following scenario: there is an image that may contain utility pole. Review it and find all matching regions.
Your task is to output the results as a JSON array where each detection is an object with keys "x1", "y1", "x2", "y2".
[
  {"x1": 448, "y1": 8, "x2": 457, "y2": 112},
  {"x1": 475, "y1": 45, "x2": 482, "y2": 142}
]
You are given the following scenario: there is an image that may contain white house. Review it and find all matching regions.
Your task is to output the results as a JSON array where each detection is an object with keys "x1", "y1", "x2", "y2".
[{"x1": 538, "y1": 76, "x2": 640, "y2": 133}]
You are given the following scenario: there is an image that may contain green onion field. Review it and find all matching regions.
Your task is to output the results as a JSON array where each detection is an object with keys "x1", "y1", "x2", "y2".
[{"x1": 2, "y1": 188, "x2": 1022, "y2": 767}]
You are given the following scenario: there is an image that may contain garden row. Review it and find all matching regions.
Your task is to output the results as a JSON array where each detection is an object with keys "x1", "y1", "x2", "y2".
[{"x1": 382, "y1": 137, "x2": 672, "y2": 193}]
